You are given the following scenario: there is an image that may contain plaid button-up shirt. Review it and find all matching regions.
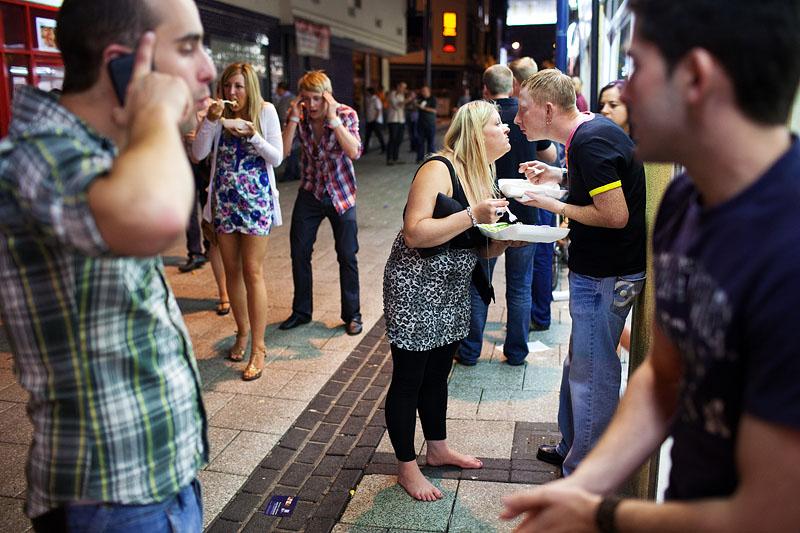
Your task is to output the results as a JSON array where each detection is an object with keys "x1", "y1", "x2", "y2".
[
  {"x1": 297, "y1": 104, "x2": 361, "y2": 214},
  {"x1": 0, "y1": 87, "x2": 207, "y2": 518}
]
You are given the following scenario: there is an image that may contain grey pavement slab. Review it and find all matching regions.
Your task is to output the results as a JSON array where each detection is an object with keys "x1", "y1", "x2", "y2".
[
  {"x1": 450, "y1": 481, "x2": 534, "y2": 532},
  {"x1": 448, "y1": 360, "x2": 526, "y2": 391},
  {"x1": 197, "y1": 470, "x2": 247, "y2": 529},
  {"x1": 207, "y1": 427, "x2": 240, "y2": 463},
  {"x1": 0, "y1": 403, "x2": 32, "y2": 445},
  {"x1": 206, "y1": 431, "x2": 280, "y2": 476},
  {"x1": 0, "y1": 497, "x2": 29, "y2": 533},
  {"x1": 209, "y1": 396, "x2": 306, "y2": 434},
  {"x1": 477, "y1": 389, "x2": 559, "y2": 423},
  {"x1": 340, "y1": 474, "x2": 458, "y2": 531},
  {"x1": 0, "y1": 443, "x2": 28, "y2": 497}
]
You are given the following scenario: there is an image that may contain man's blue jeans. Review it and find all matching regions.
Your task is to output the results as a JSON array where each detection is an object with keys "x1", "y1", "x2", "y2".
[
  {"x1": 557, "y1": 271, "x2": 645, "y2": 475},
  {"x1": 460, "y1": 243, "x2": 536, "y2": 365},
  {"x1": 49, "y1": 479, "x2": 202, "y2": 533}
]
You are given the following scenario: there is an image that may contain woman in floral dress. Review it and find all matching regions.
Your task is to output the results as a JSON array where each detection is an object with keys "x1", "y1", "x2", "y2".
[{"x1": 193, "y1": 63, "x2": 283, "y2": 381}]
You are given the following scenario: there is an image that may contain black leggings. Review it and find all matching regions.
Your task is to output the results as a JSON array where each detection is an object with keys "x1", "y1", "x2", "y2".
[{"x1": 385, "y1": 341, "x2": 458, "y2": 462}]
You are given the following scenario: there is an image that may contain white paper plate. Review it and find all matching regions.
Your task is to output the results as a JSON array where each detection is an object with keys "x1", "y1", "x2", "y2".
[
  {"x1": 498, "y1": 179, "x2": 567, "y2": 199},
  {"x1": 477, "y1": 223, "x2": 570, "y2": 243}
]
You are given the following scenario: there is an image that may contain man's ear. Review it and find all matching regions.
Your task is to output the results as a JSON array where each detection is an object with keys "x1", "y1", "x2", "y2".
[{"x1": 679, "y1": 48, "x2": 729, "y2": 108}]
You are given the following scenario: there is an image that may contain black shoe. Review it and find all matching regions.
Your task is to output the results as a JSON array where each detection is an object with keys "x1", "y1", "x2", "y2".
[
  {"x1": 345, "y1": 318, "x2": 363, "y2": 336},
  {"x1": 530, "y1": 321, "x2": 550, "y2": 332},
  {"x1": 454, "y1": 354, "x2": 477, "y2": 366},
  {"x1": 537, "y1": 444, "x2": 564, "y2": 466},
  {"x1": 279, "y1": 313, "x2": 310, "y2": 330},
  {"x1": 178, "y1": 255, "x2": 207, "y2": 273},
  {"x1": 387, "y1": 160, "x2": 395, "y2": 166}
]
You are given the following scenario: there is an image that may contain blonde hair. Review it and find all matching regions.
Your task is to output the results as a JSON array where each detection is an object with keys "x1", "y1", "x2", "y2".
[
  {"x1": 218, "y1": 63, "x2": 265, "y2": 135},
  {"x1": 508, "y1": 56, "x2": 538, "y2": 84},
  {"x1": 521, "y1": 69, "x2": 577, "y2": 111},
  {"x1": 437, "y1": 100, "x2": 499, "y2": 206},
  {"x1": 297, "y1": 70, "x2": 333, "y2": 94}
]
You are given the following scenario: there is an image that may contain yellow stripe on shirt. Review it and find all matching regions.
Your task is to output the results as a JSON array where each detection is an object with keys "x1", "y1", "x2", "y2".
[{"x1": 589, "y1": 180, "x2": 622, "y2": 197}]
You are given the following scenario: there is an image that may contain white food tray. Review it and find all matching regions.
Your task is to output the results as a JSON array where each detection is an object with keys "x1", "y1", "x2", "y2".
[
  {"x1": 477, "y1": 223, "x2": 569, "y2": 243},
  {"x1": 498, "y1": 179, "x2": 567, "y2": 199}
]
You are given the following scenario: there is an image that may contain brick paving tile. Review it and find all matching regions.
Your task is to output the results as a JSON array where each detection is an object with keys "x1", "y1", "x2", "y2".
[
  {"x1": 480, "y1": 458, "x2": 512, "y2": 470},
  {"x1": 323, "y1": 405, "x2": 350, "y2": 425},
  {"x1": 327, "y1": 435, "x2": 357, "y2": 456},
  {"x1": 316, "y1": 490, "x2": 351, "y2": 519},
  {"x1": 279, "y1": 463, "x2": 315, "y2": 487},
  {"x1": 309, "y1": 422, "x2": 339, "y2": 443},
  {"x1": 241, "y1": 467, "x2": 280, "y2": 494},
  {"x1": 379, "y1": 360, "x2": 393, "y2": 374},
  {"x1": 341, "y1": 416, "x2": 367, "y2": 436},
  {"x1": 511, "y1": 469, "x2": 560, "y2": 484},
  {"x1": 364, "y1": 462, "x2": 398, "y2": 476},
  {"x1": 372, "y1": 374, "x2": 390, "y2": 389},
  {"x1": 356, "y1": 425, "x2": 384, "y2": 447},
  {"x1": 369, "y1": 409, "x2": 386, "y2": 427},
  {"x1": 336, "y1": 391, "x2": 361, "y2": 407},
  {"x1": 220, "y1": 492, "x2": 262, "y2": 523},
  {"x1": 344, "y1": 446, "x2": 373, "y2": 469},
  {"x1": 370, "y1": 451, "x2": 395, "y2": 464},
  {"x1": 305, "y1": 517, "x2": 337, "y2": 533},
  {"x1": 260, "y1": 446, "x2": 296, "y2": 469},
  {"x1": 242, "y1": 513, "x2": 280, "y2": 533},
  {"x1": 356, "y1": 365, "x2": 379, "y2": 379},
  {"x1": 206, "y1": 519, "x2": 241, "y2": 533},
  {"x1": 293, "y1": 410, "x2": 324, "y2": 431},
  {"x1": 313, "y1": 454, "x2": 346, "y2": 477},
  {"x1": 512, "y1": 458, "x2": 553, "y2": 472},
  {"x1": 277, "y1": 500, "x2": 316, "y2": 530},
  {"x1": 296, "y1": 442, "x2": 327, "y2": 465},
  {"x1": 331, "y1": 468, "x2": 362, "y2": 493},
  {"x1": 298, "y1": 475, "x2": 331, "y2": 502},
  {"x1": 340, "y1": 358, "x2": 362, "y2": 371},
  {"x1": 367, "y1": 353, "x2": 385, "y2": 366},
  {"x1": 307, "y1": 394, "x2": 335, "y2": 414},
  {"x1": 320, "y1": 380, "x2": 346, "y2": 397},
  {"x1": 346, "y1": 377, "x2": 371, "y2": 393},
  {"x1": 351, "y1": 400, "x2": 377, "y2": 418},
  {"x1": 279, "y1": 427, "x2": 310, "y2": 450},
  {"x1": 362, "y1": 385, "x2": 384, "y2": 401},
  {"x1": 465, "y1": 468, "x2": 511, "y2": 482}
]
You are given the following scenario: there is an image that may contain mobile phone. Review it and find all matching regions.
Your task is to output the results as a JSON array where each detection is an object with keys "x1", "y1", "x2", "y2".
[{"x1": 108, "y1": 52, "x2": 135, "y2": 105}]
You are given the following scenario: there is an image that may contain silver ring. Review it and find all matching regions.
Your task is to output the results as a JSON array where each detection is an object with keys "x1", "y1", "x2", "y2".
[{"x1": 495, "y1": 209, "x2": 504, "y2": 217}]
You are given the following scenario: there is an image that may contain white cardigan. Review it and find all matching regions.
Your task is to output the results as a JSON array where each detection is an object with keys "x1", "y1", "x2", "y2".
[{"x1": 192, "y1": 102, "x2": 284, "y2": 226}]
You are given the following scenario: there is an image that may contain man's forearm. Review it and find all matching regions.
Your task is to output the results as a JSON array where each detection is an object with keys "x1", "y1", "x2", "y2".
[
  {"x1": 332, "y1": 124, "x2": 361, "y2": 159},
  {"x1": 617, "y1": 495, "x2": 760, "y2": 533},
  {"x1": 282, "y1": 121, "x2": 298, "y2": 157}
]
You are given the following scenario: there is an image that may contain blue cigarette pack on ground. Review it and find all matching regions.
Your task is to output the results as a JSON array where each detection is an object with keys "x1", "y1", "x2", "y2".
[{"x1": 264, "y1": 495, "x2": 297, "y2": 516}]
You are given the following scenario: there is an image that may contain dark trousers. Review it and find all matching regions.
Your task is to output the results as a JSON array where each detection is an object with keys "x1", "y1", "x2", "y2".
[
  {"x1": 531, "y1": 210, "x2": 555, "y2": 326},
  {"x1": 289, "y1": 189, "x2": 361, "y2": 323},
  {"x1": 185, "y1": 162, "x2": 209, "y2": 257},
  {"x1": 385, "y1": 341, "x2": 458, "y2": 462},
  {"x1": 416, "y1": 120, "x2": 436, "y2": 163},
  {"x1": 407, "y1": 118, "x2": 419, "y2": 151},
  {"x1": 386, "y1": 123, "x2": 404, "y2": 162},
  {"x1": 364, "y1": 121, "x2": 386, "y2": 152}
]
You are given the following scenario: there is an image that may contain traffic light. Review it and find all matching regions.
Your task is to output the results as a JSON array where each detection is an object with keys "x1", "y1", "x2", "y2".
[{"x1": 442, "y1": 12, "x2": 456, "y2": 53}]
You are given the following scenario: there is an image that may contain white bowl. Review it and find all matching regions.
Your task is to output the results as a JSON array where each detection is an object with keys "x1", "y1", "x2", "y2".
[
  {"x1": 477, "y1": 223, "x2": 569, "y2": 243},
  {"x1": 498, "y1": 179, "x2": 567, "y2": 199}
]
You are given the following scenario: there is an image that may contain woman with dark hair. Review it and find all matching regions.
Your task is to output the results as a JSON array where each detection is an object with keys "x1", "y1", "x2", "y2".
[
  {"x1": 598, "y1": 80, "x2": 630, "y2": 135},
  {"x1": 193, "y1": 63, "x2": 283, "y2": 381},
  {"x1": 383, "y1": 100, "x2": 517, "y2": 501}
]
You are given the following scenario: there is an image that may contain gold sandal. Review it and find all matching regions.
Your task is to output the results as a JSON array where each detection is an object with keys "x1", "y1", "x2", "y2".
[
  {"x1": 241, "y1": 348, "x2": 266, "y2": 381},
  {"x1": 227, "y1": 332, "x2": 249, "y2": 362}
]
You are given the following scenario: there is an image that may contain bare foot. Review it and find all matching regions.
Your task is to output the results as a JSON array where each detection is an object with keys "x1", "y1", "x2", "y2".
[
  {"x1": 397, "y1": 461, "x2": 443, "y2": 501},
  {"x1": 426, "y1": 441, "x2": 483, "y2": 469}
]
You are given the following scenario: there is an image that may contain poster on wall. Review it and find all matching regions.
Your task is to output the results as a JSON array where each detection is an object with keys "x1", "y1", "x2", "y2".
[
  {"x1": 295, "y1": 19, "x2": 330, "y2": 60},
  {"x1": 35, "y1": 17, "x2": 58, "y2": 51}
]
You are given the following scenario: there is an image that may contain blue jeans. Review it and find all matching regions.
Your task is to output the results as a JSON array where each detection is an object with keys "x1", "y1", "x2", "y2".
[
  {"x1": 290, "y1": 189, "x2": 361, "y2": 323},
  {"x1": 460, "y1": 244, "x2": 536, "y2": 365},
  {"x1": 34, "y1": 479, "x2": 202, "y2": 533},
  {"x1": 557, "y1": 271, "x2": 645, "y2": 475},
  {"x1": 531, "y1": 210, "x2": 556, "y2": 327}
]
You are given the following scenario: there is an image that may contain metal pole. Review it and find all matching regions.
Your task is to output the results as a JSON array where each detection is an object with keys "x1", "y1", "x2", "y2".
[
  {"x1": 590, "y1": 0, "x2": 600, "y2": 112},
  {"x1": 556, "y1": 0, "x2": 569, "y2": 72},
  {"x1": 424, "y1": 0, "x2": 432, "y2": 87}
]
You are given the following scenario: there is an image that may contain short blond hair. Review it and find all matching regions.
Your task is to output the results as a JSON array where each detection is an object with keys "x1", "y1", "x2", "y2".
[
  {"x1": 508, "y1": 57, "x2": 538, "y2": 84},
  {"x1": 521, "y1": 69, "x2": 577, "y2": 111},
  {"x1": 298, "y1": 70, "x2": 332, "y2": 94}
]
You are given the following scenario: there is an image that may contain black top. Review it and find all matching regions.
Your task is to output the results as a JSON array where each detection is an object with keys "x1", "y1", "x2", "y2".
[
  {"x1": 494, "y1": 97, "x2": 551, "y2": 225},
  {"x1": 654, "y1": 138, "x2": 800, "y2": 500},
  {"x1": 565, "y1": 116, "x2": 645, "y2": 277},
  {"x1": 417, "y1": 95, "x2": 437, "y2": 128}
]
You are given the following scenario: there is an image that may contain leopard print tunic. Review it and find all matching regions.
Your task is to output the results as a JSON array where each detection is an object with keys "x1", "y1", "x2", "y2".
[{"x1": 383, "y1": 231, "x2": 478, "y2": 351}]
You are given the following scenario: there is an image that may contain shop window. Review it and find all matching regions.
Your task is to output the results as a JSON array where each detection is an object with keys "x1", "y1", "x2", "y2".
[{"x1": 1, "y1": 3, "x2": 26, "y2": 48}]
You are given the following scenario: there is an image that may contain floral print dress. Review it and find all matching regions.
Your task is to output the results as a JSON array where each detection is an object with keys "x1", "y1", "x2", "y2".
[{"x1": 213, "y1": 132, "x2": 275, "y2": 235}]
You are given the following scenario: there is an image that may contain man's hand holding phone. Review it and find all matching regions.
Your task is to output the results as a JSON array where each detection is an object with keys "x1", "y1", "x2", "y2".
[{"x1": 111, "y1": 32, "x2": 192, "y2": 131}]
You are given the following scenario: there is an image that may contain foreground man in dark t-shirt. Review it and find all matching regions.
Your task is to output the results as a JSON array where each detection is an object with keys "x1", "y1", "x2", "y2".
[
  {"x1": 514, "y1": 68, "x2": 647, "y2": 476},
  {"x1": 502, "y1": 0, "x2": 800, "y2": 531}
]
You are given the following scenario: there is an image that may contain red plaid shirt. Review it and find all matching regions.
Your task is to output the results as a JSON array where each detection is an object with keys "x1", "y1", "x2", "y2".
[{"x1": 297, "y1": 104, "x2": 362, "y2": 214}]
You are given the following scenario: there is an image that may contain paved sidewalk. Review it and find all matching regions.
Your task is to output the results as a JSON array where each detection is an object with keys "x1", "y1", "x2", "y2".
[{"x1": 0, "y1": 132, "x2": 573, "y2": 532}]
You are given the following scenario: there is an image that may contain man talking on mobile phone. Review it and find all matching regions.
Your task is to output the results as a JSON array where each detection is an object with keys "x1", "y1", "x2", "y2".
[{"x1": 0, "y1": 0, "x2": 216, "y2": 530}]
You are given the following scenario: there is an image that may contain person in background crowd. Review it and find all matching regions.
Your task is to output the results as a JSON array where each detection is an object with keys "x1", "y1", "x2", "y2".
[
  {"x1": 503, "y1": 1, "x2": 800, "y2": 531},
  {"x1": 599, "y1": 79, "x2": 630, "y2": 135},
  {"x1": 276, "y1": 80, "x2": 301, "y2": 182},
  {"x1": 280, "y1": 70, "x2": 364, "y2": 336},
  {"x1": 364, "y1": 86, "x2": 386, "y2": 154},
  {"x1": 0, "y1": 0, "x2": 215, "y2": 529},
  {"x1": 572, "y1": 75, "x2": 589, "y2": 112},
  {"x1": 274, "y1": 80, "x2": 293, "y2": 123},
  {"x1": 515, "y1": 69, "x2": 646, "y2": 476},
  {"x1": 509, "y1": 56, "x2": 539, "y2": 97},
  {"x1": 415, "y1": 85, "x2": 437, "y2": 163},
  {"x1": 406, "y1": 87, "x2": 420, "y2": 154},
  {"x1": 386, "y1": 81, "x2": 411, "y2": 166},
  {"x1": 457, "y1": 64, "x2": 556, "y2": 367},
  {"x1": 457, "y1": 86, "x2": 472, "y2": 108},
  {"x1": 193, "y1": 62, "x2": 283, "y2": 381},
  {"x1": 383, "y1": 100, "x2": 514, "y2": 501}
]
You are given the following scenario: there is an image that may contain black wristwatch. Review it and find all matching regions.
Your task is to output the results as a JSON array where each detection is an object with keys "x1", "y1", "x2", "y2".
[{"x1": 596, "y1": 496, "x2": 622, "y2": 533}]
